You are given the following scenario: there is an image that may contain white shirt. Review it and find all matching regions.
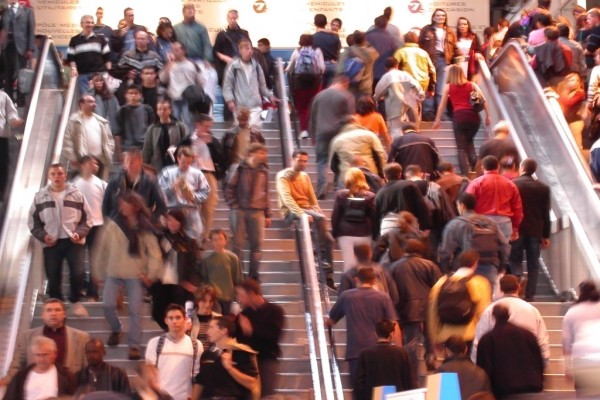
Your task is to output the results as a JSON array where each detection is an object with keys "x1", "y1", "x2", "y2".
[
  {"x1": 562, "y1": 301, "x2": 600, "y2": 359},
  {"x1": 72, "y1": 175, "x2": 107, "y2": 226},
  {"x1": 49, "y1": 189, "x2": 68, "y2": 239},
  {"x1": 82, "y1": 115, "x2": 103, "y2": 157},
  {"x1": 435, "y1": 27, "x2": 446, "y2": 53},
  {"x1": 471, "y1": 295, "x2": 550, "y2": 362},
  {"x1": 24, "y1": 365, "x2": 58, "y2": 400},
  {"x1": 241, "y1": 60, "x2": 253, "y2": 82},
  {"x1": 145, "y1": 335, "x2": 203, "y2": 400},
  {"x1": 190, "y1": 135, "x2": 215, "y2": 172}
]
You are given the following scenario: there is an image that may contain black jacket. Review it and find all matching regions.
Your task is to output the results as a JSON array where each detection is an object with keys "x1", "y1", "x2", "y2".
[
  {"x1": 388, "y1": 132, "x2": 440, "y2": 177},
  {"x1": 512, "y1": 175, "x2": 551, "y2": 238},
  {"x1": 76, "y1": 362, "x2": 131, "y2": 394},
  {"x1": 437, "y1": 355, "x2": 491, "y2": 400}
]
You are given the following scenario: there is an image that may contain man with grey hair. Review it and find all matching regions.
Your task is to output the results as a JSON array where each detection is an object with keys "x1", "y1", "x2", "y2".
[
  {"x1": 67, "y1": 14, "x2": 112, "y2": 95},
  {"x1": 3, "y1": 336, "x2": 77, "y2": 399}
]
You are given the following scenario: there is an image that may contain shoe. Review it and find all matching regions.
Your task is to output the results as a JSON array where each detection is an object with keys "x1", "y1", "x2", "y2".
[
  {"x1": 300, "y1": 130, "x2": 309, "y2": 139},
  {"x1": 71, "y1": 302, "x2": 89, "y2": 317},
  {"x1": 128, "y1": 348, "x2": 141, "y2": 361},
  {"x1": 107, "y1": 332, "x2": 122, "y2": 347},
  {"x1": 326, "y1": 278, "x2": 338, "y2": 291}
]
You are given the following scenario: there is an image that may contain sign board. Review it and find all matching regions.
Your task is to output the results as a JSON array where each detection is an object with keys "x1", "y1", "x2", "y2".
[{"x1": 31, "y1": 0, "x2": 490, "y2": 47}]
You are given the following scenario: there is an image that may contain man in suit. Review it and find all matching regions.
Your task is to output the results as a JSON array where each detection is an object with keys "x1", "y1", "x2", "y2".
[
  {"x1": 0, "y1": 0, "x2": 35, "y2": 102},
  {"x1": 508, "y1": 158, "x2": 551, "y2": 301},
  {"x1": 0, "y1": 298, "x2": 90, "y2": 386}
]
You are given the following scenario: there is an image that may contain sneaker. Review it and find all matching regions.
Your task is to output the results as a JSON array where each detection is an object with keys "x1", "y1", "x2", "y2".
[
  {"x1": 71, "y1": 302, "x2": 89, "y2": 318},
  {"x1": 107, "y1": 332, "x2": 122, "y2": 347},
  {"x1": 300, "y1": 130, "x2": 309, "y2": 139},
  {"x1": 128, "y1": 347, "x2": 141, "y2": 361}
]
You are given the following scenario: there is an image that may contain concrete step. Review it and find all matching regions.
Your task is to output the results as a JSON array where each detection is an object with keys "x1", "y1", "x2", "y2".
[{"x1": 32, "y1": 316, "x2": 162, "y2": 331}]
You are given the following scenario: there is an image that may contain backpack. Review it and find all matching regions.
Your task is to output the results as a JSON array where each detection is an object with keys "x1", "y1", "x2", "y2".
[
  {"x1": 343, "y1": 49, "x2": 365, "y2": 86},
  {"x1": 459, "y1": 215, "x2": 499, "y2": 260},
  {"x1": 344, "y1": 192, "x2": 368, "y2": 223},
  {"x1": 155, "y1": 333, "x2": 199, "y2": 377},
  {"x1": 294, "y1": 47, "x2": 320, "y2": 75},
  {"x1": 437, "y1": 276, "x2": 475, "y2": 324}
]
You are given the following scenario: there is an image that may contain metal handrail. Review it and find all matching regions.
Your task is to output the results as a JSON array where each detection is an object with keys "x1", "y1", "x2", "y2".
[
  {"x1": 273, "y1": 59, "x2": 339, "y2": 399},
  {"x1": 53, "y1": 76, "x2": 78, "y2": 163},
  {"x1": 0, "y1": 36, "x2": 67, "y2": 377}
]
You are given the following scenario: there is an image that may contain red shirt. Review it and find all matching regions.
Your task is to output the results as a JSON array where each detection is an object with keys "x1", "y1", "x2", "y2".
[{"x1": 465, "y1": 171, "x2": 524, "y2": 231}]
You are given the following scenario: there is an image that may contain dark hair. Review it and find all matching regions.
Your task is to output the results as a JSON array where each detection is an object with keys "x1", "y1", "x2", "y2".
[
  {"x1": 126, "y1": 83, "x2": 142, "y2": 94},
  {"x1": 502, "y1": 22, "x2": 525, "y2": 47},
  {"x1": 356, "y1": 95, "x2": 376, "y2": 115},
  {"x1": 165, "y1": 303, "x2": 186, "y2": 318},
  {"x1": 214, "y1": 316, "x2": 236, "y2": 337},
  {"x1": 404, "y1": 31, "x2": 418, "y2": 44},
  {"x1": 314, "y1": 14, "x2": 327, "y2": 28},
  {"x1": 331, "y1": 18, "x2": 342, "y2": 27},
  {"x1": 356, "y1": 267, "x2": 376, "y2": 283},
  {"x1": 385, "y1": 57, "x2": 398, "y2": 70},
  {"x1": 458, "y1": 249, "x2": 479, "y2": 267},
  {"x1": 194, "y1": 113, "x2": 213, "y2": 124},
  {"x1": 577, "y1": 280, "x2": 600, "y2": 303},
  {"x1": 445, "y1": 335, "x2": 467, "y2": 354},
  {"x1": 353, "y1": 243, "x2": 372, "y2": 263},
  {"x1": 195, "y1": 285, "x2": 217, "y2": 304},
  {"x1": 383, "y1": 7, "x2": 392, "y2": 19},
  {"x1": 456, "y1": 17, "x2": 475, "y2": 39},
  {"x1": 156, "y1": 21, "x2": 176, "y2": 41},
  {"x1": 557, "y1": 23, "x2": 570, "y2": 38},
  {"x1": 292, "y1": 149, "x2": 309, "y2": 158},
  {"x1": 404, "y1": 239, "x2": 426, "y2": 256},
  {"x1": 353, "y1": 30, "x2": 366, "y2": 45},
  {"x1": 430, "y1": 8, "x2": 447, "y2": 27},
  {"x1": 119, "y1": 190, "x2": 152, "y2": 221},
  {"x1": 375, "y1": 320, "x2": 395, "y2": 338},
  {"x1": 346, "y1": 34, "x2": 355, "y2": 47},
  {"x1": 237, "y1": 278, "x2": 263, "y2": 296},
  {"x1": 521, "y1": 158, "x2": 538, "y2": 175},
  {"x1": 383, "y1": 162, "x2": 402, "y2": 180},
  {"x1": 48, "y1": 162, "x2": 66, "y2": 172},
  {"x1": 535, "y1": 9, "x2": 553, "y2": 28},
  {"x1": 438, "y1": 162, "x2": 455, "y2": 173},
  {"x1": 402, "y1": 122, "x2": 418, "y2": 133},
  {"x1": 544, "y1": 26, "x2": 560, "y2": 41},
  {"x1": 209, "y1": 228, "x2": 228, "y2": 241},
  {"x1": 482, "y1": 155, "x2": 499, "y2": 171},
  {"x1": 457, "y1": 192, "x2": 476, "y2": 210},
  {"x1": 500, "y1": 274, "x2": 520, "y2": 293},
  {"x1": 90, "y1": 73, "x2": 112, "y2": 100},
  {"x1": 483, "y1": 26, "x2": 496, "y2": 41},
  {"x1": 492, "y1": 304, "x2": 510, "y2": 322},
  {"x1": 299, "y1": 34, "x2": 313, "y2": 47},
  {"x1": 257, "y1": 38, "x2": 270, "y2": 47},
  {"x1": 374, "y1": 15, "x2": 388, "y2": 29}
]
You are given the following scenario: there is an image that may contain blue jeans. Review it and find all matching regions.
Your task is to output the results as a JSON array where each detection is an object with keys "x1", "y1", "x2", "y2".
[
  {"x1": 475, "y1": 262, "x2": 498, "y2": 296},
  {"x1": 316, "y1": 158, "x2": 329, "y2": 198},
  {"x1": 509, "y1": 236, "x2": 541, "y2": 300},
  {"x1": 230, "y1": 209, "x2": 265, "y2": 280},
  {"x1": 103, "y1": 277, "x2": 144, "y2": 349},
  {"x1": 77, "y1": 73, "x2": 91, "y2": 96},
  {"x1": 172, "y1": 99, "x2": 194, "y2": 132},
  {"x1": 423, "y1": 56, "x2": 448, "y2": 116}
]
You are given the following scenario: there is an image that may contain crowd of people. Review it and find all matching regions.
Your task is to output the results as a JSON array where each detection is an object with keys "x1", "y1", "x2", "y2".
[{"x1": 0, "y1": 0, "x2": 599, "y2": 399}]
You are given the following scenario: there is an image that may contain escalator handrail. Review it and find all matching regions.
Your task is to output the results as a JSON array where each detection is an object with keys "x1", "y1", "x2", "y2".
[
  {"x1": 52, "y1": 76, "x2": 77, "y2": 163},
  {"x1": 273, "y1": 59, "x2": 339, "y2": 400},
  {"x1": 0, "y1": 36, "x2": 65, "y2": 376}
]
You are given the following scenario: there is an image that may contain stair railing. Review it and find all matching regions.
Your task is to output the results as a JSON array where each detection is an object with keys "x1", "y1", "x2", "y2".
[{"x1": 273, "y1": 59, "x2": 340, "y2": 400}]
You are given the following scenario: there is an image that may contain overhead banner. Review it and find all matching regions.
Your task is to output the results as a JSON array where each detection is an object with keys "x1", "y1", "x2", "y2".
[{"x1": 31, "y1": 0, "x2": 489, "y2": 48}]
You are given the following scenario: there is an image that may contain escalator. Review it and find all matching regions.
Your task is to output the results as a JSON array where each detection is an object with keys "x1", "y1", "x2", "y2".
[
  {"x1": 0, "y1": 36, "x2": 77, "y2": 377},
  {"x1": 476, "y1": 42, "x2": 600, "y2": 295}
]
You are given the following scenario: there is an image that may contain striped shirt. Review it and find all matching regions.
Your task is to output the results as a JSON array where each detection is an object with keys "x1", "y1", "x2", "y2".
[{"x1": 66, "y1": 32, "x2": 110, "y2": 74}]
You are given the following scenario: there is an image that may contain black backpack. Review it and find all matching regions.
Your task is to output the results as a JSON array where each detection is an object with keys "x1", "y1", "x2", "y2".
[
  {"x1": 344, "y1": 192, "x2": 368, "y2": 223},
  {"x1": 437, "y1": 276, "x2": 475, "y2": 325},
  {"x1": 459, "y1": 215, "x2": 499, "y2": 260}
]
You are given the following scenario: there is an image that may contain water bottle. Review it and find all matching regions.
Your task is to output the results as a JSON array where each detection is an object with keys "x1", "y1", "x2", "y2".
[{"x1": 185, "y1": 301, "x2": 194, "y2": 320}]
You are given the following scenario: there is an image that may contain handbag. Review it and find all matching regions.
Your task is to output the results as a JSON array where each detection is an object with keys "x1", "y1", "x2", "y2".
[{"x1": 469, "y1": 83, "x2": 485, "y2": 112}]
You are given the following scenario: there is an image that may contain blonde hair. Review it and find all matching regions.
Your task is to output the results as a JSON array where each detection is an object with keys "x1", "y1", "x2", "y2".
[
  {"x1": 446, "y1": 64, "x2": 468, "y2": 85},
  {"x1": 344, "y1": 167, "x2": 369, "y2": 194}
]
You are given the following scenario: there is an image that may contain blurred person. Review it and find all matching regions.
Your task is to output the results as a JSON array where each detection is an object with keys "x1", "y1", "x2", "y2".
[
  {"x1": 365, "y1": 15, "x2": 398, "y2": 90},
  {"x1": 388, "y1": 122, "x2": 440, "y2": 177},
  {"x1": 173, "y1": 4, "x2": 213, "y2": 65},
  {"x1": 286, "y1": 33, "x2": 325, "y2": 139},
  {"x1": 557, "y1": 72, "x2": 586, "y2": 149},
  {"x1": 0, "y1": 298, "x2": 89, "y2": 386},
  {"x1": 28, "y1": 164, "x2": 92, "y2": 316},
  {"x1": 508, "y1": 159, "x2": 551, "y2": 301},
  {"x1": 118, "y1": 29, "x2": 163, "y2": 77},
  {"x1": 530, "y1": 26, "x2": 572, "y2": 87},
  {"x1": 76, "y1": 339, "x2": 130, "y2": 394},
  {"x1": 3, "y1": 336, "x2": 76, "y2": 399},
  {"x1": 337, "y1": 30, "x2": 379, "y2": 97},
  {"x1": 562, "y1": 280, "x2": 600, "y2": 398},
  {"x1": 455, "y1": 17, "x2": 482, "y2": 80},
  {"x1": 433, "y1": 64, "x2": 491, "y2": 175},
  {"x1": 558, "y1": 24, "x2": 587, "y2": 79},
  {"x1": 499, "y1": 155, "x2": 519, "y2": 180},
  {"x1": 394, "y1": 31, "x2": 436, "y2": 104},
  {"x1": 193, "y1": 316, "x2": 260, "y2": 399},
  {"x1": 221, "y1": 107, "x2": 265, "y2": 172},
  {"x1": 191, "y1": 285, "x2": 222, "y2": 350},
  {"x1": 354, "y1": 320, "x2": 416, "y2": 400},
  {"x1": 353, "y1": 95, "x2": 391, "y2": 151},
  {"x1": 331, "y1": 168, "x2": 376, "y2": 271},
  {"x1": 92, "y1": 191, "x2": 163, "y2": 360},
  {"x1": 436, "y1": 162, "x2": 469, "y2": 213},
  {"x1": 224, "y1": 143, "x2": 271, "y2": 281},
  {"x1": 235, "y1": 279, "x2": 285, "y2": 398},
  {"x1": 0, "y1": 88, "x2": 22, "y2": 198},
  {"x1": 373, "y1": 211, "x2": 430, "y2": 264},
  {"x1": 476, "y1": 304, "x2": 544, "y2": 398},
  {"x1": 477, "y1": 120, "x2": 520, "y2": 174},
  {"x1": 199, "y1": 229, "x2": 243, "y2": 315},
  {"x1": 308, "y1": 74, "x2": 355, "y2": 198},
  {"x1": 257, "y1": 38, "x2": 275, "y2": 89},
  {"x1": 145, "y1": 304, "x2": 202, "y2": 400},
  {"x1": 418, "y1": 8, "x2": 459, "y2": 120},
  {"x1": 437, "y1": 336, "x2": 492, "y2": 399},
  {"x1": 130, "y1": 364, "x2": 172, "y2": 399},
  {"x1": 155, "y1": 21, "x2": 176, "y2": 63},
  {"x1": 527, "y1": 9, "x2": 554, "y2": 48},
  {"x1": 87, "y1": 73, "x2": 119, "y2": 136},
  {"x1": 374, "y1": 57, "x2": 424, "y2": 136},
  {"x1": 381, "y1": 7, "x2": 403, "y2": 47},
  {"x1": 119, "y1": 7, "x2": 146, "y2": 54}
]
